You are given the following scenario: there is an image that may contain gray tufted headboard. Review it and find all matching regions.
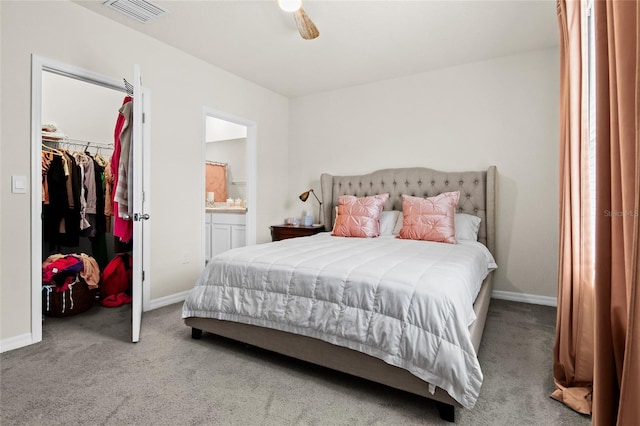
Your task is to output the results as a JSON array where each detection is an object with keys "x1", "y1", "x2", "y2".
[{"x1": 320, "y1": 166, "x2": 497, "y2": 255}]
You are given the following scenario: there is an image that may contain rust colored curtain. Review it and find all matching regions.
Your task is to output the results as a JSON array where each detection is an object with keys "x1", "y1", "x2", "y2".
[
  {"x1": 205, "y1": 163, "x2": 227, "y2": 202},
  {"x1": 552, "y1": 0, "x2": 594, "y2": 415},
  {"x1": 592, "y1": 0, "x2": 640, "y2": 425}
]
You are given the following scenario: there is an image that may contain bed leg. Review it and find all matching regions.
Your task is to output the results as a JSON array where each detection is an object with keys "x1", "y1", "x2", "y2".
[
  {"x1": 436, "y1": 402, "x2": 455, "y2": 422},
  {"x1": 191, "y1": 328, "x2": 203, "y2": 340}
]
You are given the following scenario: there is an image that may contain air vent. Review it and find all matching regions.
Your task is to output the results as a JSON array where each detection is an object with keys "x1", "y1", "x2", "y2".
[{"x1": 103, "y1": 0, "x2": 168, "y2": 23}]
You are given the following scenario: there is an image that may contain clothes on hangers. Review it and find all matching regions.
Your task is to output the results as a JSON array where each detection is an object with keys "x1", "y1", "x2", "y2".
[
  {"x1": 104, "y1": 162, "x2": 114, "y2": 232},
  {"x1": 114, "y1": 100, "x2": 132, "y2": 218},
  {"x1": 41, "y1": 128, "x2": 113, "y2": 269},
  {"x1": 111, "y1": 96, "x2": 134, "y2": 243},
  {"x1": 74, "y1": 152, "x2": 92, "y2": 232},
  {"x1": 43, "y1": 153, "x2": 78, "y2": 249},
  {"x1": 42, "y1": 152, "x2": 52, "y2": 204},
  {"x1": 42, "y1": 144, "x2": 108, "y2": 264}
]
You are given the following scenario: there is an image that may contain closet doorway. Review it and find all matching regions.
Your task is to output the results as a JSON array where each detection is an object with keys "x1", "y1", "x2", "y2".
[
  {"x1": 30, "y1": 56, "x2": 151, "y2": 345},
  {"x1": 41, "y1": 71, "x2": 123, "y2": 262},
  {"x1": 202, "y1": 107, "x2": 257, "y2": 263}
]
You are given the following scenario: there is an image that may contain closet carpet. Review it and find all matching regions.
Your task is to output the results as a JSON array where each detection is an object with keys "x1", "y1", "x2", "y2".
[{"x1": 1, "y1": 299, "x2": 591, "y2": 426}]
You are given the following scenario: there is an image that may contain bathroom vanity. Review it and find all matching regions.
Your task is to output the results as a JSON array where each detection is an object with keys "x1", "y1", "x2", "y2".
[{"x1": 205, "y1": 208, "x2": 246, "y2": 262}]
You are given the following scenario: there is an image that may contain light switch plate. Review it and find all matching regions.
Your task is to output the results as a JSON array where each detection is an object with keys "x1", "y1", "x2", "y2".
[{"x1": 11, "y1": 175, "x2": 27, "y2": 194}]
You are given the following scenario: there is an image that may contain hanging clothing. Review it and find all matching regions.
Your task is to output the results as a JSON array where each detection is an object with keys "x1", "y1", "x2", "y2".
[
  {"x1": 104, "y1": 157, "x2": 114, "y2": 231},
  {"x1": 43, "y1": 155, "x2": 68, "y2": 251},
  {"x1": 61, "y1": 152, "x2": 81, "y2": 247},
  {"x1": 42, "y1": 152, "x2": 52, "y2": 204},
  {"x1": 76, "y1": 153, "x2": 97, "y2": 215},
  {"x1": 42, "y1": 146, "x2": 110, "y2": 258},
  {"x1": 89, "y1": 158, "x2": 108, "y2": 269},
  {"x1": 42, "y1": 153, "x2": 81, "y2": 250},
  {"x1": 74, "y1": 153, "x2": 91, "y2": 232},
  {"x1": 62, "y1": 152, "x2": 75, "y2": 211},
  {"x1": 111, "y1": 96, "x2": 133, "y2": 243},
  {"x1": 114, "y1": 100, "x2": 133, "y2": 218}
]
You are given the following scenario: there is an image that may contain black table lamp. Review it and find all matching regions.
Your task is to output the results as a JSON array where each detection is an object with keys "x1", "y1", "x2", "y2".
[{"x1": 299, "y1": 189, "x2": 322, "y2": 225}]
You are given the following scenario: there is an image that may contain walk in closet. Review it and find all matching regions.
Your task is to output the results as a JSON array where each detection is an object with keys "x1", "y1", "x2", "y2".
[{"x1": 40, "y1": 71, "x2": 134, "y2": 322}]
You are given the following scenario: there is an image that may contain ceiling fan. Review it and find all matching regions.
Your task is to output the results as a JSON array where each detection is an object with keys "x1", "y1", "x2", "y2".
[{"x1": 278, "y1": 0, "x2": 319, "y2": 40}]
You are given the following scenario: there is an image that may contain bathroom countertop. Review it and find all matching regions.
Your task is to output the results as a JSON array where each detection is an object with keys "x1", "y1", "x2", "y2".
[{"x1": 206, "y1": 207, "x2": 247, "y2": 214}]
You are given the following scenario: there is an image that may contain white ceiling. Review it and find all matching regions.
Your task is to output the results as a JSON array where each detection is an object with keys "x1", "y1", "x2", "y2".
[
  {"x1": 206, "y1": 116, "x2": 248, "y2": 142},
  {"x1": 75, "y1": 0, "x2": 559, "y2": 98}
]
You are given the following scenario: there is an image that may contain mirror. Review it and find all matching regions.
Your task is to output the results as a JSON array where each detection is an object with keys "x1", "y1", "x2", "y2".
[{"x1": 205, "y1": 117, "x2": 247, "y2": 208}]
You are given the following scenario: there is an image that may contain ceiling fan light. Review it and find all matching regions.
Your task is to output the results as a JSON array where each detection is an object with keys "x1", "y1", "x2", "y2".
[{"x1": 278, "y1": 0, "x2": 302, "y2": 13}]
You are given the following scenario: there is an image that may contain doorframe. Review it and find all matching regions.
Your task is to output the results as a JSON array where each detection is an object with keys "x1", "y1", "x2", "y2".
[
  {"x1": 202, "y1": 107, "x2": 257, "y2": 257},
  {"x1": 30, "y1": 55, "x2": 152, "y2": 345}
]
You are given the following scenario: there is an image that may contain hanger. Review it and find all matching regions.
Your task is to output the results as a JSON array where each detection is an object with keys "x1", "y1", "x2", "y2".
[
  {"x1": 94, "y1": 149, "x2": 109, "y2": 167},
  {"x1": 124, "y1": 79, "x2": 134, "y2": 97},
  {"x1": 41, "y1": 143, "x2": 64, "y2": 157}
]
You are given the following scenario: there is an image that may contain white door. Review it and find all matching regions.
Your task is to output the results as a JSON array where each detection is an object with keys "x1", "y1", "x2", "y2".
[{"x1": 131, "y1": 64, "x2": 148, "y2": 343}]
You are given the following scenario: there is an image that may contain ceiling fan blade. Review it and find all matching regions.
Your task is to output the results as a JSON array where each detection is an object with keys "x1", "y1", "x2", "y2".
[{"x1": 293, "y1": 7, "x2": 319, "y2": 40}]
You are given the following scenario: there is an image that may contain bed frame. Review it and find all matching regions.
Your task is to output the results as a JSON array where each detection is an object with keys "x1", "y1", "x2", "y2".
[{"x1": 186, "y1": 166, "x2": 497, "y2": 422}]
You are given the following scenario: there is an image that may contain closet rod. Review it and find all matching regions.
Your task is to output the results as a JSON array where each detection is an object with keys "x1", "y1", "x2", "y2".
[{"x1": 43, "y1": 137, "x2": 113, "y2": 149}]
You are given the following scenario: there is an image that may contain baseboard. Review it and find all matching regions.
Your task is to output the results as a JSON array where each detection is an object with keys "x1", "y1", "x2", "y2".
[
  {"x1": 0, "y1": 333, "x2": 35, "y2": 354},
  {"x1": 2, "y1": 289, "x2": 554, "y2": 352},
  {"x1": 151, "y1": 290, "x2": 558, "y2": 311},
  {"x1": 148, "y1": 290, "x2": 190, "y2": 311},
  {"x1": 491, "y1": 290, "x2": 557, "y2": 307}
]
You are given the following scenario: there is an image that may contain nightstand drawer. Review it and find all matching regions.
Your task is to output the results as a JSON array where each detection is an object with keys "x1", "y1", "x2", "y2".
[{"x1": 270, "y1": 225, "x2": 325, "y2": 241}]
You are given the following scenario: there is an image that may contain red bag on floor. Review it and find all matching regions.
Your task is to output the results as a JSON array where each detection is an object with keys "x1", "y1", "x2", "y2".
[{"x1": 100, "y1": 253, "x2": 132, "y2": 300}]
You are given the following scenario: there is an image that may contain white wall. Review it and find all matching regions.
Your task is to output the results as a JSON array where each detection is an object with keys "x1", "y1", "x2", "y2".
[
  {"x1": 0, "y1": 1, "x2": 289, "y2": 345},
  {"x1": 206, "y1": 117, "x2": 247, "y2": 142},
  {"x1": 287, "y1": 48, "x2": 560, "y2": 298},
  {"x1": 42, "y1": 71, "x2": 124, "y2": 148}
]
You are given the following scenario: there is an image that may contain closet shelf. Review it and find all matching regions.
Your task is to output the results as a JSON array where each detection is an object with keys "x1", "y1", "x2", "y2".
[{"x1": 42, "y1": 136, "x2": 113, "y2": 150}]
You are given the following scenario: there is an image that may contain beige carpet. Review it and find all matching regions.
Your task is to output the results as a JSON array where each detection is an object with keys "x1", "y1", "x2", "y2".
[{"x1": 1, "y1": 299, "x2": 591, "y2": 425}]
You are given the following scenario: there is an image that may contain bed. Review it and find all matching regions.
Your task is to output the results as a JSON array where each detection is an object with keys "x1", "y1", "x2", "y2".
[{"x1": 183, "y1": 166, "x2": 497, "y2": 422}]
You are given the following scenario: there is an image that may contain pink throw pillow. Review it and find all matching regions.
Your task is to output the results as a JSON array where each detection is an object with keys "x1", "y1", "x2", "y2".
[
  {"x1": 332, "y1": 193, "x2": 390, "y2": 238},
  {"x1": 398, "y1": 192, "x2": 460, "y2": 244}
]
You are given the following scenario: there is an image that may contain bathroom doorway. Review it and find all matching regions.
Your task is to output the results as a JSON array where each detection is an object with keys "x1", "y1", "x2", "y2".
[{"x1": 202, "y1": 107, "x2": 257, "y2": 264}]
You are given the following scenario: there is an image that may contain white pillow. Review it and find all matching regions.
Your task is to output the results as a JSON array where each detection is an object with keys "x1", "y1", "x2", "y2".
[
  {"x1": 393, "y1": 212, "x2": 481, "y2": 241},
  {"x1": 454, "y1": 213, "x2": 482, "y2": 241},
  {"x1": 392, "y1": 211, "x2": 403, "y2": 235},
  {"x1": 379, "y1": 210, "x2": 401, "y2": 236}
]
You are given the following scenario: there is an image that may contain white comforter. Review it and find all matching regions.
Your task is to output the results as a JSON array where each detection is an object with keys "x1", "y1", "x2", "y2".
[{"x1": 182, "y1": 233, "x2": 497, "y2": 409}]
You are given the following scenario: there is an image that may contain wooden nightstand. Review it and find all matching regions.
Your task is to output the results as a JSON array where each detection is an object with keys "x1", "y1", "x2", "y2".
[{"x1": 270, "y1": 224, "x2": 325, "y2": 241}]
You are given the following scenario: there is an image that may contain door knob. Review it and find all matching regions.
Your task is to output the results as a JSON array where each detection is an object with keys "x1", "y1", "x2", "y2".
[{"x1": 133, "y1": 213, "x2": 150, "y2": 221}]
